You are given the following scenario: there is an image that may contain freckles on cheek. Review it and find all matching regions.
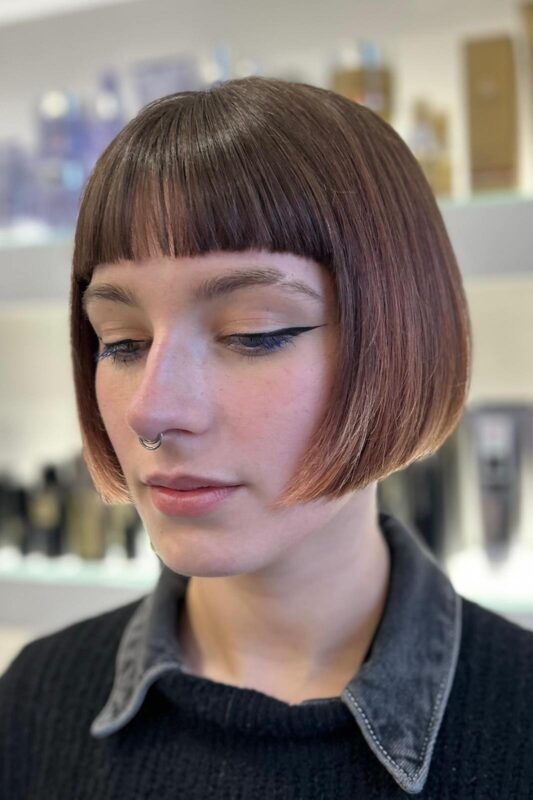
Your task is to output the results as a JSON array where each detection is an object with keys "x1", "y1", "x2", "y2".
[
  {"x1": 240, "y1": 367, "x2": 327, "y2": 478},
  {"x1": 272, "y1": 362, "x2": 335, "y2": 447},
  {"x1": 246, "y1": 365, "x2": 325, "y2": 430},
  {"x1": 94, "y1": 372, "x2": 125, "y2": 442}
]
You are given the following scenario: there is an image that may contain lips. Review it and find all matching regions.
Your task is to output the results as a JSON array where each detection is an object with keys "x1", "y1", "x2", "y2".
[
  {"x1": 144, "y1": 472, "x2": 240, "y2": 491},
  {"x1": 148, "y1": 484, "x2": 242, "y2": 516}
]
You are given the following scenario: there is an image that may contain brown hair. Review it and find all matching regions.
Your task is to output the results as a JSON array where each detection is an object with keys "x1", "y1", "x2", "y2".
[{"x1": 70, "y1": 75, "x2": 471, "y2": 510}]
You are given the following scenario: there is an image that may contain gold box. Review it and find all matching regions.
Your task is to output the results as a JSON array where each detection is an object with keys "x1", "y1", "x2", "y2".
[
  {"x1": 465, "y1": 35, "x2": 518, "y2": 191},
  {"x1": 331, "y1": 67, "x2": 393, "y2": 123}
]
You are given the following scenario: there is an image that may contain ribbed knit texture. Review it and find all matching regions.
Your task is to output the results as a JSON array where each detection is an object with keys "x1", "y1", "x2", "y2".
[{"x1": 1, "y1": 596, "x2": 533, "y2": 799}]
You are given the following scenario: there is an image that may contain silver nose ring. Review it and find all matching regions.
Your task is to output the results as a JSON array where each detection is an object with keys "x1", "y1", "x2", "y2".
[{"x1": 139, "y1": 433, "x2": 163, "y2": 450}]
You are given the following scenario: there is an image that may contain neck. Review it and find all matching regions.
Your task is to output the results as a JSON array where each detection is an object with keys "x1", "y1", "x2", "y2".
[{"x1": 177, "y1": 488, "x2": 391, "y2": 704}]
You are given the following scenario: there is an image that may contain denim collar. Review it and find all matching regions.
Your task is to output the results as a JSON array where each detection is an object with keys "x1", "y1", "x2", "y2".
[{"x1": 91, "y1": 512, "x2": 461, "y2": 794}]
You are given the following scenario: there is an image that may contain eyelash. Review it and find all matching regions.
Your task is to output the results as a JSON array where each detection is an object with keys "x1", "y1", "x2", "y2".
[{"x1": 94, "y1": 327, "x2": 317, "y2": 367}]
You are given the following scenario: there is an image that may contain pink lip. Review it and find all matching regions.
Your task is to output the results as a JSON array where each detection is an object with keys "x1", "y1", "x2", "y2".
[
  {"x1": 144, "y1": 472, "x2": 239, "y2": 491},
  {"x1": 149, "y1": 484, "x2": 242, "y2": 517}
]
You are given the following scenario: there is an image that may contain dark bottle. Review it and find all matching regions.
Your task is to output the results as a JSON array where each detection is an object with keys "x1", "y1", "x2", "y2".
[
  {"x1": 64, "y1": 454, "x2": 106, "y2": 560},
  {"x1": 26, "y1": 465, "x2": 66, "y2": 557},
  {"x1": 125, "y1": 506, "x2": 142, "y2": 559},
  {"x1": 0, "y1": 475, "x2": 29, "y2": 553},
  {"x1": 103, "y1": 503, "x2": 142, "y2": 560}
]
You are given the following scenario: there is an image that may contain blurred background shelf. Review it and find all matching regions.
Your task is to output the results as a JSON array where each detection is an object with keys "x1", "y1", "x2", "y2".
[
  {"x1": 0, "y1": 226, "x2": 73, "y2": 250},
  {"x1": 0, "y1": 552, "x2": 159, "y2": 589}
]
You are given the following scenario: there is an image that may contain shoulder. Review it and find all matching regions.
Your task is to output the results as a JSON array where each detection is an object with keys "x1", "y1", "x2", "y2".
[
  {"x1": 0, "y1": 595, "x2": 145, "y2": 695},
  {"x1": 459, "y1": 595, "x2": 533, "y2": 658},
  {"x1": 450, "y1": 595, "x2": 533, "y2": 718},
  {"x1": 425, "y1": 598, "x2": 533, "y2": 796},
  {"x1": 0, "y1": 598, "x2": 146, "y2": 796}
]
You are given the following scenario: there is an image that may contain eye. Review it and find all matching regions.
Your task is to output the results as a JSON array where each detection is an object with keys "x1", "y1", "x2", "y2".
[
  {"x1": 94, "y1": 338, "x2": 146, "y2": 366},
  {"x1": 94, "y1": 326, "x2": 322, "y2": 367},
  {"x1": 228, "y1": 328, "x2": 308, "y2": 360}
]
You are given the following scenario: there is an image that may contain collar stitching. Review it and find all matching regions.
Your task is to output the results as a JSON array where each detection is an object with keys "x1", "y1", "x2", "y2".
[
  {"x1": 343, "y1": 597, "x2": 456, "y2": 784},
  {"x1": 346, "y1": 679, "x2": 444, "y2": 783}
]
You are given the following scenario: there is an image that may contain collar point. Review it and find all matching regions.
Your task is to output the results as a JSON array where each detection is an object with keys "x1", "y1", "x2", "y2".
[
  {"x1": 393, "y1": 772, "x2": 429, "y2": 795},
  {"x1": 90, "y1": 712, "x2": 125, "y2": 739}
]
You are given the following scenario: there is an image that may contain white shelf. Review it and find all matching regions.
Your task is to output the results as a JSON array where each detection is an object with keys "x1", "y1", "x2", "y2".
[
  {"x1": 0, "y1": 548, "x2": 160, "y2": 590},
  {"x1": 0, "y1": 225, "x2": 73, "y2": 250}
]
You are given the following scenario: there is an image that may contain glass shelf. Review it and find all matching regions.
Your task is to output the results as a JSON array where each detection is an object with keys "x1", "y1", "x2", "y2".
[
  {"x1": 0, "y1": 225, "x2": 73, "y2": 250},
  {"x1": 437, "y1": 190, "x2": 533, "y2": 209},
  {"x1": 0, "y1": 548, "x2": 160, "y2": 590}
]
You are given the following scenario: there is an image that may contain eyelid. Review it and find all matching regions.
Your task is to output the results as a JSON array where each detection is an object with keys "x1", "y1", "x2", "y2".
[
  {"x1": 95, "y1": 325, "x2": 325, "y2": 366},
  {"x1": 98, "y1": 327, "x2": 316, "y2": 347}
]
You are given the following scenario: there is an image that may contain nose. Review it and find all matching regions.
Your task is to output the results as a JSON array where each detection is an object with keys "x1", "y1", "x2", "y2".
[{"x1": 125, "y1": 335, "x2": 212, "y2": 442}]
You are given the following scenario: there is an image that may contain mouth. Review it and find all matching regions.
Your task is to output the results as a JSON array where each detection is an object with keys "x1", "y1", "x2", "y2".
[
  {"x1": 152, "y1": 485, "x2": 237, "y2": 493},
  {"x1": 144, "y1": 473, "x2": 240, "y2": 492},
  {"x1": 147, "y1": 483, "x2": 242, "y2": 517}
]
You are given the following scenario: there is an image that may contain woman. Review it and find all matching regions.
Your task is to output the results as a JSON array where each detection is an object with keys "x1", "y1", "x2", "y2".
[{"x1": 1, "y1": 76, "x2": 532, "y2": 799}]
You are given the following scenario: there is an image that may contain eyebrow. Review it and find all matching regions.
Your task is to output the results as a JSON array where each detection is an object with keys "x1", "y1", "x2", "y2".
[{"x1": 81, "y1": 266, "x2": 323, "y2": 314}]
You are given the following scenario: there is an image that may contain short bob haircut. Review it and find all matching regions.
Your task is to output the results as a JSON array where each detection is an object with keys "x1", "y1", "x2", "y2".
[{"x1": 70, "y1": 75, "x2": 471, "y2": 511}]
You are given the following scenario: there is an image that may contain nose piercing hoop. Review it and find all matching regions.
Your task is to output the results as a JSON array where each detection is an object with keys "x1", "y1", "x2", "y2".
[{"x1": 139, "y1": 433, "x2": 163, "y2": 450}]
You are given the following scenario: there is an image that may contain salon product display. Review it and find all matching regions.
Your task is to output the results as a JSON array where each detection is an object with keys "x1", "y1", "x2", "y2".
[
  {"x1": 0, "y1": 45, "x2": 251, "y2": 236},
  {"x1": 0, "y1": 54, "x2": 206, "y2": 235},
  {"x1": 1, "y1": 23, "x2": 531, "y2": 234},
  {"x1": 0, "y1": 455, "x2": 144, "y2": 565}
]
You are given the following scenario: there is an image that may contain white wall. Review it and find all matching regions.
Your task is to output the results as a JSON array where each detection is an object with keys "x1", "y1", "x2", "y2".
[{"x1": 0, "y1": 302, "x2": 80, "y2": 483}]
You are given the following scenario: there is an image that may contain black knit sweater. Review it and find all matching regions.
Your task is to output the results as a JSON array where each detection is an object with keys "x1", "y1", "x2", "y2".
[{"x1": 1, "y1": 593, "x2": 533, "y2": 799}]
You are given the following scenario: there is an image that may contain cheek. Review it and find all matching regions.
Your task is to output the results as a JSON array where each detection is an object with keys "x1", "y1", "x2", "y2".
[
  {"x1": 94, "y1": 369, "x2": 128, "y2": 449},
  {"x1": 224, "y1": 356, "x2": 334, "y2": 468}
]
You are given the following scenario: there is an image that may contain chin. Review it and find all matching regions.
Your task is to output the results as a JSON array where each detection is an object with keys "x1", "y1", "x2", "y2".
[{"x1": 151, "y1": 534, "x2": 260, "y2": 579}]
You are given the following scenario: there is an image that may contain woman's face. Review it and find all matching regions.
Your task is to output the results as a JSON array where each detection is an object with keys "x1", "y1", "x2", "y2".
[{"x1": 84, "y1": 250, "x2": 347, "y2": 578}]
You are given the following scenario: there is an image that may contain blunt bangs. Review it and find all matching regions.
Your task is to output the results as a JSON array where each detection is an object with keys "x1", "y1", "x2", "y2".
[
  {"x1": 73, "y1": 83, "x2": 340, "y2": 276},
  {"x1": 70, "y1": 76, "x2": 472, "y2": 510}
]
